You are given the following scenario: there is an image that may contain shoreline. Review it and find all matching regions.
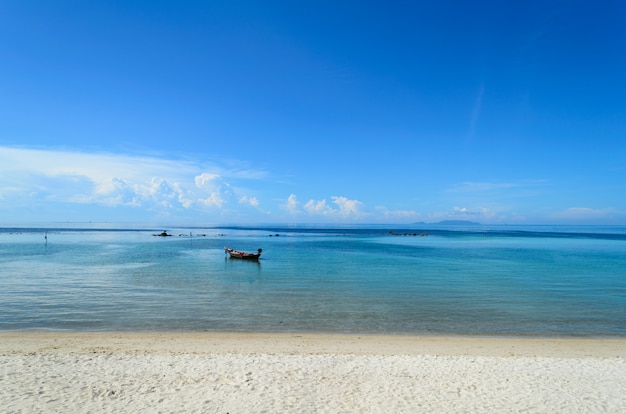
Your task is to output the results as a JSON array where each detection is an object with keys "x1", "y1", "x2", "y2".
[
  {"x1": 2, "y1": 330, "x2": 626, "y2": 357},
  {"x1": 2, "y1": 331, "x2": 625, "y2": 412}
]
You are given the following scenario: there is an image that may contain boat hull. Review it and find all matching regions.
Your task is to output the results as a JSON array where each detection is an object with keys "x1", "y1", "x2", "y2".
[{"x1": 224, "y1": 247, "x2": 262, "y2": 261}]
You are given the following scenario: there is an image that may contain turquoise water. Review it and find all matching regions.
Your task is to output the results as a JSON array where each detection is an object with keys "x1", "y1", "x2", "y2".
[{"x1": 1, "y1": 225, "x2": 625, "y2": 336}]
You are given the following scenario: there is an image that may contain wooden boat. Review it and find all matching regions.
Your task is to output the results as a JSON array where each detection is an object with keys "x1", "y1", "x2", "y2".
[{"x1": 224, "y1": 247, "x2": 262, "y2": 261}]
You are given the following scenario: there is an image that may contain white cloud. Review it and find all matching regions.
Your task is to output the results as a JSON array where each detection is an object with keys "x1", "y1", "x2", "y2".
[
  {"x1": 239, "y1": 195, "x2": 259, "y2": 207},
  {"x1": 0, "y1": 146, "x2": 264, "y2": 214},
  {"x1": 195, "y1": 173, "x2": 220, "y2": 188},
  {"x1": 198, "y1": 191, "x2": 224, "y2": 208},
  {"x1": 0, "y1": 147, "x2": 195, "y2": 185},
  {"x1": 304, "y1": 199, "x2": 331, "y2": 215},
  {"x1": 451, "y1": 206, "x2": 482, "y2": 216},
  {"x1": 302, "y1": 196, "x2": 363, "y2": 219},
  {"x1": 331, "y1": 196, "x2": 362, "y2": 217},
  {"x1": 284, "y1": 194, "x2": 299, "y2": 214}
]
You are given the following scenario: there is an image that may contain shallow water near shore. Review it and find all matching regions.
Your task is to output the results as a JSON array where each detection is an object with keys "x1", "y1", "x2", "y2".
[{"x1": 1, "y1": 224, "x2": 625, "y2": 335}]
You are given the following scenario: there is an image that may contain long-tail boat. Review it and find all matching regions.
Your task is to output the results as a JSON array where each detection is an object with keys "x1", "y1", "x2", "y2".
[{"x1": 224, "y1": 247, "x2": 262, "y2": 261}]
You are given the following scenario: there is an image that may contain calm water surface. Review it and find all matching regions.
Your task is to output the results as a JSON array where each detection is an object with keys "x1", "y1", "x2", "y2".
[{"x1": 1, "y1": 224, "x2": 625, "y2": 336}]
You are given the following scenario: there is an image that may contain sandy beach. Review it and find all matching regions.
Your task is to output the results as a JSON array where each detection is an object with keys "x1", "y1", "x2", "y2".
[{"x1": 1, "y1": 332, "x2": 625, "y2": 413}]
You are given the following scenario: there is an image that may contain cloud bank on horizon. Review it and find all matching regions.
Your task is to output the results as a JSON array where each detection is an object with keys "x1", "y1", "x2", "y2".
[{"x1": 1, "y1": 146, "x2": 622, "y2": 225}]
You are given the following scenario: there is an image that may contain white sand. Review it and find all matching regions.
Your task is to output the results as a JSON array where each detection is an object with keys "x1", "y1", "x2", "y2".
[{"x1": 1, "y1": 332, "x2": 625, "y2": 413}]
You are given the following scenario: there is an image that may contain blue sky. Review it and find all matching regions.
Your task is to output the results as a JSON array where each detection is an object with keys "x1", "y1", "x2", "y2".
[{"x1": 1, "y1": 1, "x2": 625, "y2": 225}]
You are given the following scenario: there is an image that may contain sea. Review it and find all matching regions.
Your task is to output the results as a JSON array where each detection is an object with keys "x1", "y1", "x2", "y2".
[{"x1": 1, "y1": 223, "x2": 625, "y2": 337}]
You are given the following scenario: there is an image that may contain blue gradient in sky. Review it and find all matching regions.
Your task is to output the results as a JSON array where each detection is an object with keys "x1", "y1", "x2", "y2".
[{"x1": 1, "y1": 1, "x2": 625, "y2": 224}]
